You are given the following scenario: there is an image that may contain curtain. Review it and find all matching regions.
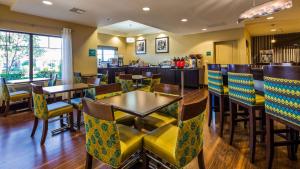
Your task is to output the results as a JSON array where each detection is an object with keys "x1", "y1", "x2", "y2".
[{"x1": 61, "y1": 28, "x2": 73, "y2": 85}]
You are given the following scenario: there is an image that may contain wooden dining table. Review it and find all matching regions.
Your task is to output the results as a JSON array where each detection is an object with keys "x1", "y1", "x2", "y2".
[{"x1": 98, "y1": 90, "x2": 182, "y2": 118}]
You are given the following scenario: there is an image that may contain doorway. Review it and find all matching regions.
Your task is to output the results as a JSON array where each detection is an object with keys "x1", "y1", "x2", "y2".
[{"x1": 215, "y1": 40, "x2": 238, "y2": 64}]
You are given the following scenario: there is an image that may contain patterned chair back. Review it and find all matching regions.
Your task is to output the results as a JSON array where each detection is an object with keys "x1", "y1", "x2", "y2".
[
  {"x1": 263, "y1": 65, "x2": 300, "y2": 126},
  {"x1": 115, "y1": 71, "x2": 125, "y2": 83},
  {"x1": 154, "y1": 83, "x2": 180, "y2": 118},
  {"x1": 148, "y1": 74, "x2": 161, "y2": 92},
  {"x1": 228, "y1": 64, "x2": 256, "y2": 105},
  {"x1": 82, "y1": 98, "x2": 122, "y2": 168},
  {"x1": 74, "y1": 72, "x2": 82, "y2": 84},
  {"x1": 208, "y1": 64, "x2": 225, "y2": 94},
  {"x1": 100, "y1": 73, "x2": 108, "y2": 85},
  {"x1": 48, "y1": 73, "x2": 57, "y2": 86},
  {"x1": 175, "y1": 97, "x2": 207, "y2": 167},
  {"x1": 0, "y1": 78, "x2": 10, "y2": 103},
  {"x1": 119, "y1": 74, "x2": 134, "y2": 93},
  {"x1": 31, "y1": 83, "x2": 48, "y2": 119}
]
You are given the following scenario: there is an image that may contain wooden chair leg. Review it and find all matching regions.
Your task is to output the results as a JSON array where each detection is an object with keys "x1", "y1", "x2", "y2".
[
  {"x1": 60, "y1": 115, "x2": 64, "y2": 127},
  {"x1": 69, "y1": 112, "x2": 75, "y2": 131},
  {"x1": 31, "y1": 117, "x2": 39, "y2": 137},
  {"x1": 266, "y1": 115, "x2": 274, "y2": 169},
  {"x1": 77, "y1": 109, "x2": 82, "y2": 130},
  {"x1": 259, "y1": 110, "x2": 265, "y2": 143},
  {"x1": 208, "y1": 92, "x2": 213, "y2": 127},
  {"x1": 28, "y1": 97, "x2": 32, "y2": 111},
  {"x1": 229, "y1": 101, "x2": 237, "y2": 145},
  {"x1": 219, "y1": 96, "x2": 224, "y2": 137},
  {"x1": 4, "y1": 101, "x2": 10, "y2": 117},
  {"x1": 41, "y1": 120, "x2": 48, "y2": 145},
  {"x1": 249, "y1": 108, "x2": 256, "y2": 163},
  {"x1": 287, "y1": 127, "x2": 297, "y2": 160},
  {"x1": 198, "y1": 149, "x2": 205, "y2": 169},
  {"x1": 85, "y1": 152, "x2": 93, "y2": 169}
]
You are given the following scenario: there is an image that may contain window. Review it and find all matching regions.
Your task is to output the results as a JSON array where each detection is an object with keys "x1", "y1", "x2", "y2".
[
  {"x1": 97, "y1": 46, "x2": 118, "y2": 66},
  {"x1": 33, "y1": 35, "x2": 62, "y2": 79},
  {"x1": 0, "y1": 30, "x2": 62, "y2": 80},
  {"x1": 0, "y1": 31, "x2": 30, "y2": 80}
]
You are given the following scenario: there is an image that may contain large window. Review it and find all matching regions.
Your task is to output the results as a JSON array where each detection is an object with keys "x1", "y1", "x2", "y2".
[
  {"x1": 97, "y1": 46, "x2": 118, "y2": 66},
  {"x1": 33, "y1": 35, "x2": 62, "y2": 79},
  {"x1": 0, "y1": 31, "x2": 30, "y2": 80},
  {"x1": 0, "y1": 30, "x2": 62, "y2": 80}
]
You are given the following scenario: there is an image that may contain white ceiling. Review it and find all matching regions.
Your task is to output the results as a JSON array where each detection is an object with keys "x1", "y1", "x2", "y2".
[
  {"x1": 1, "y1": 0, "x2": 299, "y2": 36},
  {"x1": 98, "y1": 20, "x2": 164, "y2": 37}
]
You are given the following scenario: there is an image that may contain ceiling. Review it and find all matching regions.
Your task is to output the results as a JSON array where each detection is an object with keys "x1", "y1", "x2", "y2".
[
  {"x1": 98, "y1": 20, "x2": 164, "y2": 37},
  {"x1": 0, "y1": 0, "x2": 300, "y2": 36}
]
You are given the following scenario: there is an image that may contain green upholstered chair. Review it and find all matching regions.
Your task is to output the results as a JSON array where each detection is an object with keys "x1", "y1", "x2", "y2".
[
  {"x1": 119, "y1": 74, "x2": 134, "y2": 93},
  {"x1": 227, "y1": 64, "x2": 265, "y2": 163},
  {"x1": 142, "y1": 71, "x2": 153, "y2": 85},
  {"x1": 115, "y1": 71, "x2": 125, "y2": 83},
  {"x1": 263, "y1": 65, "x2": 300, "y2": 169},
  {"x1": 71, "y1": 83, "x2": 135, "y2": 129},
  {"x1": 143, "y1": 97, "x2": 207, "y2": 169},
  {"x1": 100, "y1": 73, "x2": 108, "y2": 85},
  {"x1": 135, "y1": 83, "x2": 180, "y2": 131},
  {"x1": 139, "y1": 74, "x2": 161, "y2": 93},
  {"x1": 0, "y1": 77, "x2": 31, "y2": 116},
  {"x1": 207, "y1": 64, "x2": 229, "y2": 137},
  {"x1": 30, "y1": 83, "x2": 74, "y2": 145},
  {"x1": 47, "y1": 73, "x2": 57, "y2": 87},
  {"x1": 82, "y1": 98, "x2": 144, "y2": 169}
]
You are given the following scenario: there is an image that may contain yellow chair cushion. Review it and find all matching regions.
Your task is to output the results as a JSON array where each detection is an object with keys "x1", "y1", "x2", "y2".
[
  {"x1": 136, "y1": 112, "x2": 177, "y2": 131},
  {"x1": 115, "y1": 111, "x2": 135, "y2": 126},
  {"x1": 144, "y1": 124, "x2": 178, "y2": 165},
  {"x1": 9, "y1": 91, "x2": 30, "y2": 102},
  {"x1": 117, "y1": 124, "x2": 144, "y2": 161},
  {"x1": 48, "y1": 101, "x2": 73, "y2": 118},
  {"x1": 255, "y1": 94, "x2": 265, "y2": 105},
  {"x1": 223, "y1": 86, "x2": 229, "y2": 94}
]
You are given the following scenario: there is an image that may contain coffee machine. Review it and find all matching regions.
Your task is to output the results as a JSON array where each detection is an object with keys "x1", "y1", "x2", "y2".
[{"x1": 188, "y1": 54, "x2": 202, "y2": 68}]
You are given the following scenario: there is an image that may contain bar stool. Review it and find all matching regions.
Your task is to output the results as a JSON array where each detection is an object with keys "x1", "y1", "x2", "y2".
[
  {"x1": 82, "y1": 98, "x2": 144, "y2": 169},
  {"x1": 227, "y1": 64, "x2": 265, "y2": 163},
  {"x1": 207, "y1": 64, "x2": 228, "y2": 137},
  {"x1": 264, "y1": 65, "x2": 300, "y2": 169},
  {"x1": 143, "y1": 97, "x2": 207, "y2": 169}
]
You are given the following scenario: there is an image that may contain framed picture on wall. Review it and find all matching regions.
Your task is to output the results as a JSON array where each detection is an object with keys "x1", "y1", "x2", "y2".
[
  {"x1": 155, "y1": 37, "x2": 169, "y2": 53},
  {"x1": 136, "y1": 39, "x2": 146, "y2": 54}
]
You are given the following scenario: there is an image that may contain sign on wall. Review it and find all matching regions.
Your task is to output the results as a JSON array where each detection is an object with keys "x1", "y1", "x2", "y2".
[
  {"x1": 89, "y1": 49, "x2": 97, "y2": 57},
  {"x1": 206, "y1": 51, "x2": 212, "y2": 56}
]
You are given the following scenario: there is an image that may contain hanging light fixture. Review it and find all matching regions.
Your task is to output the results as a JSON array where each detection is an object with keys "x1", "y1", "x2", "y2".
[{"x1": 238, "y1": 0, "x2": 293, "y2": 23}]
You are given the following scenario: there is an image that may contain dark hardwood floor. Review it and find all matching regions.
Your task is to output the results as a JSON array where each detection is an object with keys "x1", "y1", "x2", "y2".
[{"x1": 0, "y1": 89, "x2": 299, "y2": 169}]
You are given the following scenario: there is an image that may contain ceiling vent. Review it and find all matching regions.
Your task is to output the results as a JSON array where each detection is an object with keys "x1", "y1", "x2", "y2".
[{"x1": 69, "y1": 8, "x2": 86, "y2": 14}]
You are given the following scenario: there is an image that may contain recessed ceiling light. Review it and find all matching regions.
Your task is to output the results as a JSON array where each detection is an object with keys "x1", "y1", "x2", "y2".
[
  {"x1": 270, "y1": 28, "x2": 277, "y2": 32},
  {"x1": 142, "y1": 7, "x2": 150, "y2": 11},
  {"x1": 202, "y1": 28, "x2": 207, "y2": 31},
  {"x1": 42, "y1": 1, "x2": 53, "y2": 5},
  {"x1": 267, "y1": 16, "x2": 274, "y2": 20},
  {"x1": 181, "y1": 19, "x2": 188, "y2": 22}
]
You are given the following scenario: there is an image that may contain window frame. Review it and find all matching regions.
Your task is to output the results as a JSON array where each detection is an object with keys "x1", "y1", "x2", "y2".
[
  {"x1": 0, "y1": 29, "x2": 62, "y2": 80},
  {"x1": 97, "y1": 46, "x2": 118, "y2": 62}
]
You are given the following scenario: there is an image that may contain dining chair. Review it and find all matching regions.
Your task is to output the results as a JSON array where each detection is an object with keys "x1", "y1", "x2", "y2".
[
  {"x1": 74, "y1": 72, "x2": 82, "y2": 83},
  {"x1": 48, "y1": 73, "x2": 57, "y2": 86},
  {"x1": 82, "y1": 98, "x2": 144, "y2": 169},
  {"x1": 0, "y1": 77, "x2": 31, "y2": 117},
  {"x1": 142, "y1": 71, "x2": 153, "y2": 85},
  {"x1": 115, "y1": 71, "x2": 125, "y2": 83},
  {"x1": 71, "y1": 83, "x2": 135, "y2": 129},
  {"x1": 227, "y1": 64, "x2": 265, "y2": 163},
  {"x1": 135, "y1": 83, "x2": 180, "y2": 131},
  {"x1": 143, "y1": 97, "x2": 207, "y2": 169},
  {"x1": 119, "y1": 74, "x2": 134, "y2": 93},
  {"x1": 207, "y1": 64, "x2": 229, "y2": 137},
  {"x1": 139, "y1": 74, "x2": 161, "y2": 92},
  {"x1": 263, "y1": 65, "x2": 300, "y2": 169},
  {"x1": 86, "y1": 77, "x2": 101, "y2": 86},
  {"x1": 30, "y1": 83, "x2": 74, "y2": 145}
]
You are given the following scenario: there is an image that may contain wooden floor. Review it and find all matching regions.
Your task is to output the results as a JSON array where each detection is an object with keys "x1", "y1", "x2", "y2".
[{"x1": 0, "y1": 89, "x2": 299, "y2": 169}]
